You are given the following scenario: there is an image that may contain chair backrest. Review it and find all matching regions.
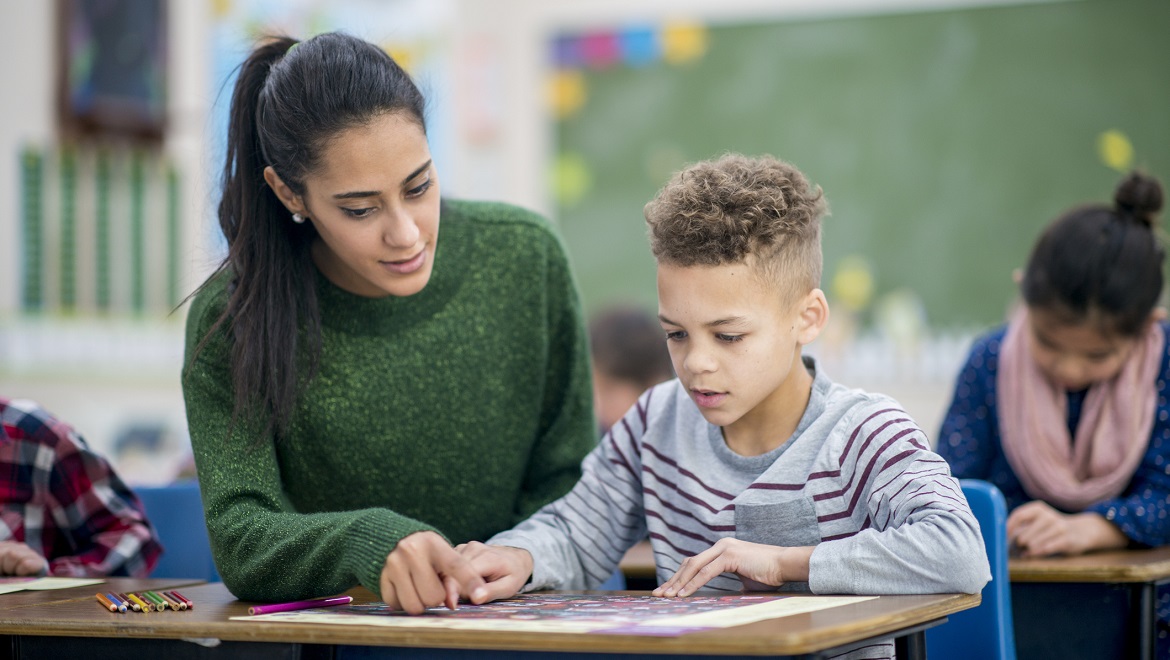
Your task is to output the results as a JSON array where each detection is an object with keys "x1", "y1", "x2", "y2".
[
  {"x1": 925, "y1": 479, "x2": 1017, "y2": 660},
  {"x1": 133, "y1": 481, "x2": 220, "y2": 582}
]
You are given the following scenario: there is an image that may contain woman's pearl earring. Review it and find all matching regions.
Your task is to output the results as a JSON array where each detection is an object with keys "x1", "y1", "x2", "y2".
[{"x1": 292, "y1": 212, "x2": 306, "y2": 224}]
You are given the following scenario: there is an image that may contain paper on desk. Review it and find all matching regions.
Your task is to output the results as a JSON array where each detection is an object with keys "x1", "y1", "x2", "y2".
[{"x1": 0, "y1": 577, "x2": 104, "y2": 595}]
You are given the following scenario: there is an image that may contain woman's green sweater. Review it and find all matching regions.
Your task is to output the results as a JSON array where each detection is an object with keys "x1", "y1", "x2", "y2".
[{"x1": 182, "y1": 200, "x2": 597, "y2": 601}]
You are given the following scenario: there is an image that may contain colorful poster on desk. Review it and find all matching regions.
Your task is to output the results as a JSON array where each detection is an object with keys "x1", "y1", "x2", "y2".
[{"x1": 236, "y1": 593, "x2": 874, "y2": 636}]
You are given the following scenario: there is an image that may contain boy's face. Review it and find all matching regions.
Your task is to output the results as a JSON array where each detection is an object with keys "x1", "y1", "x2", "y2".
[{"x1": 657, "y1": 261, "x2": 824, "y2": 442}]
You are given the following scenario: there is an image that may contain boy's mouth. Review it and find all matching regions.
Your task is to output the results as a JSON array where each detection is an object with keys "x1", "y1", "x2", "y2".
[{"x1": 691, "y1": 388, "x2": 728, "y2": 408}]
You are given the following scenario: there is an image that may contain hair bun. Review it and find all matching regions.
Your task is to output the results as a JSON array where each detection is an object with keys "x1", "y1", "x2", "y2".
[{"x1": 1114, "y1": 172, "x2": 1164, "y2": 228}]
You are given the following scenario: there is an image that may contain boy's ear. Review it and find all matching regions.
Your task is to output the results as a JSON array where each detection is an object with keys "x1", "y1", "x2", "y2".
[
  {"x1": 796, "y1": 288, "x2": 830, "y2": 345},
  {"x1": 263, "y1": 166, "x2": 305, "y2": 215}
]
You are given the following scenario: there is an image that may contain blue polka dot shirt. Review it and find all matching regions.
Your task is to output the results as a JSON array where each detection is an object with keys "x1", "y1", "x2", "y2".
[{"x1": 938, "y1": 323, "x2": 1170, "y2": 547}]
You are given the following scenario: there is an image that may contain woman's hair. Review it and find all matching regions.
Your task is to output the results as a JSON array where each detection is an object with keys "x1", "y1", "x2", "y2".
[
  {"x1": 1022, "y1": 172, "x2": 1165, "y2": 337},
  {"x1": 192, "y1": 32, "x2": 427, "y2": 440}
]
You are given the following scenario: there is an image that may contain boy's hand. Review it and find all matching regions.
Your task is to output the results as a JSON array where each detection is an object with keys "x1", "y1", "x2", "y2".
[
  {"x1": 455, "y1": 541, "x2": 533, "y2": 604},
  {"x1": 1007, "y1": 501, "x2": 1127, "y2": 557},
  {"x1": 653, "y1": 538, "x2": 813, "y2": 598},
  {"x1": 0, "y1": 541, "x2": 49, "y2": 576},
  {"x1": 380, "y1": 531, "x2": 486, "y2": 614}
]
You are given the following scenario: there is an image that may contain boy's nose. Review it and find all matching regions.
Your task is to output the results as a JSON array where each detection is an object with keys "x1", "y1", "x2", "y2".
[{"x1": 683, "y1": 349, "x2": 717, "y2": 375}]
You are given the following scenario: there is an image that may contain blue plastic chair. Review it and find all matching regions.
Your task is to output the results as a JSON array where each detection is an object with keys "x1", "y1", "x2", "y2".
[
  {"x1": 926, "y1": 479, "x2": 1016, "y2": 660},
  {"x1": 133, "y1": 481, "x2": 220, "y2": 582}
]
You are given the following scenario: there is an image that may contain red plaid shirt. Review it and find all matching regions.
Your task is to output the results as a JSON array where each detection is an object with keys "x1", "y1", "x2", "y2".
[{"x1": 0, "y1": 398, "x2": 162, "y2": 577}]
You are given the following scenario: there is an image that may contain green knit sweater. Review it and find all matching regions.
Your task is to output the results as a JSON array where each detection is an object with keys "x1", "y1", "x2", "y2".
[{"x1": 182, "y1": 200, "x2": 597, "y2": 601}]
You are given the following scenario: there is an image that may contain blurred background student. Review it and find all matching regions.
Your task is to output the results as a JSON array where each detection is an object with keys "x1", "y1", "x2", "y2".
[
  {"x1": 0, "y1": 397, "x2": 162, "y2": 577},
  {"x1": 938, "y1": 172, "x2": 1169, "y2": 559},
  {"x1": 589, "y1": 305, "x2": 674, "y2": 434}
]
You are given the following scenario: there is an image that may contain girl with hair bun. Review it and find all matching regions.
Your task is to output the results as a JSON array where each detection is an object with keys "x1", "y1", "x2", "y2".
[
  {"x1": 940, "y1": 171, "x2": 1170, "y2": 558},
  {"x1": 181, "y1": 33, "x2": 595, "y2": 611}
]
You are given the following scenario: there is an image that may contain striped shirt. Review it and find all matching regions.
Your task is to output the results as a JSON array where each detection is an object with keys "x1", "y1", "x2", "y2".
[
  {"x1": 0, "y1": 398, "x2": 162, "y2": 577},
  {"x1": 491, "y1": 359, "x2": 989, "y2": 597}
]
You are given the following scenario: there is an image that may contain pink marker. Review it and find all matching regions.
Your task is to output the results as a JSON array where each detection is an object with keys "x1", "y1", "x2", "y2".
[{"x1": 248, "y1": 595, "x2": 353, "y2": 616}]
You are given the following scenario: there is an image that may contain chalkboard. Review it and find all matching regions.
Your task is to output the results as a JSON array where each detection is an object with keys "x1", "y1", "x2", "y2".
[{"x1": 553, "y1": 0, "x2": 1170, "y2": 329}]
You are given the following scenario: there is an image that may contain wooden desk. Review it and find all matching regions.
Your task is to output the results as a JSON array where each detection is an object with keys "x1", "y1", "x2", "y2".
[
  {"x1": 1010, "y1": 546, "x2": 1170, "y2": 660},
  {"x1": 0, "y1": 581, "x2": 979, "y2": 659}
]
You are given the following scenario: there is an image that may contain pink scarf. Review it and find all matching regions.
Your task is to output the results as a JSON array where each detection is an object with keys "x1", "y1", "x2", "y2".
[{"x1": 996, "y1": 308, "x2": 1163, "y2": 512}]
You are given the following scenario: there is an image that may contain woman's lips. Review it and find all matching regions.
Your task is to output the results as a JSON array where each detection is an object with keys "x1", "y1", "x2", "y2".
[{"x1": 381, "y1": 249, "x2": 426, "y2": 274}]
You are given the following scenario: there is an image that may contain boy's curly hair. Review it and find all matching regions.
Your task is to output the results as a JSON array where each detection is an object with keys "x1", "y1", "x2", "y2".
[{"x1": 644, "y1": 153, "x2": 826, "y2": 303}]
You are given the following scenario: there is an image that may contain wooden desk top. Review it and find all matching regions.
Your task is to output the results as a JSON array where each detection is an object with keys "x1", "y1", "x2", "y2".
[
  {"x1": 0, "y1": 582, "x2": 979, "y2": 656},
  {"x1": 0, "y1": 578, "x2": 205, "y2": 611},
  {"x1": 1010, "y1": 545, "x2": 1170, "y2": 583}
]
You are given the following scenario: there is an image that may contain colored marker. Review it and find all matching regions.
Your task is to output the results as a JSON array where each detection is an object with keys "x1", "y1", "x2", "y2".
[
  {"x1": 127, "y1": 593, "x2": 153, "y2": 612},
  {"x1": 104, "y1": 593, "x2": 127, "y2": 613},
  {"x1": 95, "y1": 593, "x2": 118, "y2": 612},
  {"x1": 160, "y1": 591, "x2": 185, "y2": 610},
  {"x1": 144, "y1": 591, "x2": 169, "y2": 610},
  {"x1": 117, "y1": 592, "x2": 141, "y2": 612},
  {"x1": 248, "y1": 595, "x2": 353, "y2": 616},
  {"x1": 169, "y1": 591, "x2": 193, "y2": 610}
]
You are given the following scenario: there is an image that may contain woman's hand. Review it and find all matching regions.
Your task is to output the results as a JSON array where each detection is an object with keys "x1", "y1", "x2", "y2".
[
  {"x1": 0, "y1": 541, "x2": 48, "y2": 576},
  {"x1": 380, "y1": 531, "x2": 486, "y2": 614},
  {"x1": 652, "y1": 538, "x2": 813, "y2": 598},
  {"x1": 455, "y1": 541, "x2": 534, "y2": 604},
  {"x1": 1007, "y1": 501, "x2": 1128, "y2": 557}
]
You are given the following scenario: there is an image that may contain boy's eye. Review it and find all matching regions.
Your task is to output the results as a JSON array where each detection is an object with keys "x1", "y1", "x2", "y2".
[
  {"x1": 665, "y1": 330, "x2": 687, "y2": 342},
  {"x1": 342, "y1": 207, "x2": 376, "y2": 218},
  {"x1": 407, "y1": 177, "x2": 433, "y2": 198},
  {"x1": 716, "y1": 333, "x2": 744, "y2": 343}
]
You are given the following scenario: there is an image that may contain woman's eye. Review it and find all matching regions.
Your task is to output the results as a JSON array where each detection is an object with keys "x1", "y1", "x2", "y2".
[
  {"x1": 342, "y1": 207, "x2": 376, "y2": 218},
  {"x1": 407, "y1": 178, "x2": 433, "y2": 198},
  {"x1": 665, "y1": 330, "x2": 687, "y2": 342},
  {"x1": 716, "y1": 334, "x2": 744, "y2": 343}
]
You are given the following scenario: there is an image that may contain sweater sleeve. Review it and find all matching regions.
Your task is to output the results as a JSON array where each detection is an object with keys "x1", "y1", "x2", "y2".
[
  {"x1": 809, "y1": 406, "x2": 991, "y2": 595},
  {"x1": 937, "y1": 333, "x2": 1001, "y2": 479},
  {"x1": 181, "y1": 282, "x2": 439, "y2": 602},
  {"x1": 511, "y1": 226, "x2": 597, "y2": 524},
  {"x1": 489, "y1": 391, "x2": 650, "y2": 591}
]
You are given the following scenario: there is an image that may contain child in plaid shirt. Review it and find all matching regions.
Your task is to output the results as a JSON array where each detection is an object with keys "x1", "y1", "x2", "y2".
[{"x1": 0, "y1": 398, "x2": 162, "y2": 577}]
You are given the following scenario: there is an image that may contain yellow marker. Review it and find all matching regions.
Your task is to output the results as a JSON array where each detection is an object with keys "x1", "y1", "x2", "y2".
[
  {"x1": 127, "y1": 593, "x2": 153, "y2": 612},
  {"x1": 662, "y1": 22, "x2": 709, "y2": 64}
]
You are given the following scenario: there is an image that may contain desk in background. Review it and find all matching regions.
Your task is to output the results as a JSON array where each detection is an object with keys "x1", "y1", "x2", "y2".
[
  {"x1": 1011, "y1": 546, "x2": 1170, "y2": 660},
  {"x1": 0, "y1": 581, "x2": 978, "y2": 660}
]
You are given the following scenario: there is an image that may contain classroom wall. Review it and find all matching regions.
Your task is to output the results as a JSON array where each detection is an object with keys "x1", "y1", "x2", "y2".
[{"x1": 0, "y1": 0, "x2": 1065, "y2": 477}]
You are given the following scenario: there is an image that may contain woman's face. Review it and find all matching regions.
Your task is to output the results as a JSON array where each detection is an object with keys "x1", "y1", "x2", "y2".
[
  {"x1": 283, "y1": 111, "x2": 441, "y2": 298},
  {"x1": 1026, "y1": 308, "x2": 1138, "y2": 391}
]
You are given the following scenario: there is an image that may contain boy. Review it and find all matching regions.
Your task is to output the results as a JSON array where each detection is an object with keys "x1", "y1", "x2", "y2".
[
  {"x1": 0, "y1": 397, "x2": 162, "y2": 577},
  {"x1": 389, "y1": 156, "x2": 989, "y2": 637}
]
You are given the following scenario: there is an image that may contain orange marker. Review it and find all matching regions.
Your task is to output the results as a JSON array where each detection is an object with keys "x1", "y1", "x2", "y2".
[{"x1": 95, "y1": 593, "x2": 118, "y2": 612}]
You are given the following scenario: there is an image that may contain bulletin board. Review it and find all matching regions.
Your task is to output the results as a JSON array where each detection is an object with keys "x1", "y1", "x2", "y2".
[{"x1": 551, "y1": 0, "x2": 1170, "y2": 329}]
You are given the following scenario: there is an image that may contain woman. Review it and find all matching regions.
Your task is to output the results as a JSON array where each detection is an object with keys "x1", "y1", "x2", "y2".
[{"x1": 182, "y1": 33, "x2": 595, "y2": 612}]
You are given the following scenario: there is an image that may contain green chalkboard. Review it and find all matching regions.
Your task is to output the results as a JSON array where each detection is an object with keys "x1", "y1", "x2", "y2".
[{"x1": 553, "y1": 0, "x2": 1170, "y2": 329}]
